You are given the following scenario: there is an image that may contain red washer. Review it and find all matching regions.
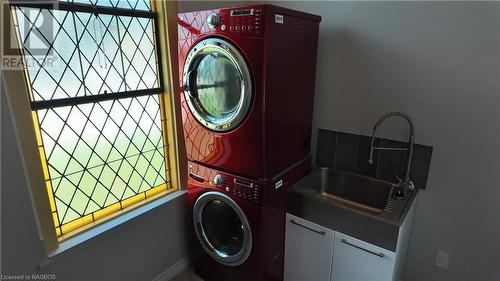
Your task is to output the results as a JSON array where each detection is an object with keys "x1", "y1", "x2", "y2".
[
  {"x1": 187, "y1": 160, "x2": 311, "y2": 281},
  {"x1": 178, "y1": 5, "x2": 321, "y2": 181},
  {"x1": 187, "y1": 163, "x2": 265, "y2": 281}
]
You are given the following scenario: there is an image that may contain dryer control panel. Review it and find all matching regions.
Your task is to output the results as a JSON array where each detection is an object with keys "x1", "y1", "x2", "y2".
[{"x1": 214, "y1": 7, "x2": 264, "y2": 36}]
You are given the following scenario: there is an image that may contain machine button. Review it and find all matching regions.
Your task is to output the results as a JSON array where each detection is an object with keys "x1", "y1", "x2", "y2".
[
  {"x1": 221, "y1": 24, "x2": 226, "y2": 31},
  {"x1": 229, "y1": 26, "x2": 234, "y2": 31},
  {"x1": 235, "y1": 26, "x2": 240, "y2": 31},
  {"x1": 214, "y1": 174, "x2": 224, "y2": 186},
  {"x1": 225, "y1": 187, "x2": 231, "y2": 193},
  {"x1": 207, "y1": 13, "x2": 220, "y2": 29},
  {"x1": 242, "y1": 26, "x2": 246, "y2": 30},
  {"x1": 248, "y1": 26, "x2": 253, "y2": 30}
]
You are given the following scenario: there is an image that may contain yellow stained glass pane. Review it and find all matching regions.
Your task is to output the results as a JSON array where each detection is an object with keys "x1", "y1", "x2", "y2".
[
  {"x1": 38, "y1": 148, "x2": 50, "y2": 180},
  {"x1": 31, "y1": 112, "x2": 43, "y2": 145},
  {"x1": 121, "y1": 193, "x2": 146, "y2": 209},
  {"x1": 52, "y1": 212, "x2": 59, "y2": 227},
  {"x1": 45, "y1": 181, "x2": 56, "y2": 212},
  {"x1": 61, "y1": 214, "x2": 93, "y2": 235},
  {"x1": 146, "y1": 184, "x2": 167, "y2": 198},
  {"x1": 93, "y1": 202, "x2": 121, "y2": 221}
]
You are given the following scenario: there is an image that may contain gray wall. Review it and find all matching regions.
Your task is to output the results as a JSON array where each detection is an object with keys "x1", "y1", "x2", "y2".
[
  {"x1": 259, "y1": 1, "x2": 499, "y2": 280},
  {"x1": 1, "y1": 75, "x2": 190, "y2": 279}
]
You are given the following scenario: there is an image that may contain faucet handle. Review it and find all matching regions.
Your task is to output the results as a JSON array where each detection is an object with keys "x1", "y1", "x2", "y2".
[{"x1": 408, "y1": 180, "x2": 415, "y2": 190}]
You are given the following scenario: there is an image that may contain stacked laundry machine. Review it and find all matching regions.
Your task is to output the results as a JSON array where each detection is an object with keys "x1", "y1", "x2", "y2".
[{"x1": 177, "y1": 4, "x2": 320, "y2": 281}]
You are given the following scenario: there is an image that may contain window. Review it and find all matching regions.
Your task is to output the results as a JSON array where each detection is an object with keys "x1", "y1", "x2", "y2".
[{"x1": 9, "y1": 0, "x2": 176, "y2": 239}]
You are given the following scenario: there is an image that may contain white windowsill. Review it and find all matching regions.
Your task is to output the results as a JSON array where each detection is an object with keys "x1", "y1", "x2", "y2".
[{"x1": 40, "y1": 190, "x2": 187, "y2": 267}]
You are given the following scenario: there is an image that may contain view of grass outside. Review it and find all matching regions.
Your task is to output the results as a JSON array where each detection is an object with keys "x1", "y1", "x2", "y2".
[{"x1": 11, "y1": 0, "x2": 168, "y2": 236}]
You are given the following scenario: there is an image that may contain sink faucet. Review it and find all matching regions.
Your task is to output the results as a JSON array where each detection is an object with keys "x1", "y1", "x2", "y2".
[{"x1": 368, "y1": 112, "x2": 415, "y2": 197}]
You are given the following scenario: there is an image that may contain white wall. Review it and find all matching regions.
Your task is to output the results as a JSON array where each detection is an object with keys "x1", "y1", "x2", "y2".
[
  {"x1": 1, "y1": 72, "x2": 190, "y2": 280},
  {"x1": 258, "y1": 1, "x2": 499, "y2": 280}
]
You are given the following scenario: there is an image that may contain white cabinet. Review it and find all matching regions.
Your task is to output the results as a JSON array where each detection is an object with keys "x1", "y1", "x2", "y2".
[
  {"x1": 331, "y1": 232, "x2": 396, "y2": 281},
  {"x1": 284, "y1": 212, "x2": 414, "y2": 281},
  {"x1": 284, "y1": 213, "x2": 335, "y2": 281}
]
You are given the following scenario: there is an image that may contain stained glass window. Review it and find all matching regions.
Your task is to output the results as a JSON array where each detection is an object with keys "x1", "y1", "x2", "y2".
[{"x1": 10, "y1": 0, "x2": 171, "y2": 237}]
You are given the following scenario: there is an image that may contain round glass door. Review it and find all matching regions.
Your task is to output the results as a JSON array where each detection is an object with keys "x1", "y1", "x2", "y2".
[
  {"x1": 183, "y1": 38, "x2": 252, "y2": 132},
  {"x1": 193, "y1": 191, "x2": 252, "y2": 266}
]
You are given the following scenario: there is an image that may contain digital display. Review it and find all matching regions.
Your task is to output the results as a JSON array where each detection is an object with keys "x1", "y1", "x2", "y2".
[{"x1": 230, "y1": 9, "x2": 254, "y2": 16}]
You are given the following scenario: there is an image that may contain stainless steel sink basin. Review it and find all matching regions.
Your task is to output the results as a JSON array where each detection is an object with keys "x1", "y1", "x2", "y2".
[
  {"x1": 288, "y1": 167, "x2": 418, "y2": 250},
  {"x1": 309, "y1": 168, "x2": 395, "y2": 214}
]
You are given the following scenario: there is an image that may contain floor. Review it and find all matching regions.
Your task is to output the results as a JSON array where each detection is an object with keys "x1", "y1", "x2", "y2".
[{"x1": 170, "y1": 268, "x2": 203, "y2": 281}]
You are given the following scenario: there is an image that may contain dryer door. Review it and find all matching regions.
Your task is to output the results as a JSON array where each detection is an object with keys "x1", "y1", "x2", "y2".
[
  {"x1": 193, "y1": 191, "x2": 253, "y2": 266},
  {"x1": 183, "y1": 38, "x2": 252, "y2": 132}
]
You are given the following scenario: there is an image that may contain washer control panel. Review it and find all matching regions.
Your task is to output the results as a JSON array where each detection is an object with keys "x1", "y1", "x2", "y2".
[
  {"x1": 213, "y1": 174, "x2": 262, "y2": 205},
  {"x1": 188, "y1": 162, "x2": 263, "y2": 205},
  {"x1": 216, "y1": 7, "x2": 264, "y2": 36},
  {"x1": 231, "y1": 178, "x2": 261, "y2": 204}
]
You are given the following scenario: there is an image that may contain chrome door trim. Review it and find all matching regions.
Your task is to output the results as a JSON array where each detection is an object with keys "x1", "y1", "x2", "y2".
[
  {"x1": 193, "y1": 191, "x2": 253, "y2": 266},
  {"x1": 183, "y1": 37, "x2": 252, "y2": 132}
]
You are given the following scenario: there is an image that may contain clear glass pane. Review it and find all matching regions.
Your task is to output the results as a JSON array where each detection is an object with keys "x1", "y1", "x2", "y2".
[
  {"x1": 38, "y1": 95, "x2": 166, "y2": 225},
  {"x1": 14, "y1": 6, "x2": 158, "y2": 101},
  {"x1": 117, "y1": 16, "x2": 158, "y2": 91}
]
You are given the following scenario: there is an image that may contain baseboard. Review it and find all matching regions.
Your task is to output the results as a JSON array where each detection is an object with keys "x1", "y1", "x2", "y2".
[{"x1": 152, "y1": 256, "x2": 191, "y2": 281}]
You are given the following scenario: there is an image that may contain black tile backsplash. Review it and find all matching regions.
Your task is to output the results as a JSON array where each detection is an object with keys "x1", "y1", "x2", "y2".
[
  {"x1": 377, "y1": 139, "x2": 407, "y2": 182},
  {"x1": 355, "y1": 136, "x2": 381, "y2": 178},
  {"x1": 405, "y1": 144, "x2": 433, "y2": 190},
  {"x1": 317, "y1": 129, "x2": 336, "y2": 168},
  {"x1": 335, "y1": 132, "x2": 358, "y2": 173},
  {"x1": 316, "y1": 129, "x2": 433, "y2": 189}
]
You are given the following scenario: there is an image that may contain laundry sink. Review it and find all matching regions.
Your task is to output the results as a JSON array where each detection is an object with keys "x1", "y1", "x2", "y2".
[
  {"x1": 299, "y1": 168, "x2": 395, "y2": 215},
  {"x1": 287, "y1": 167, "x2": 417, "y2": 251}
]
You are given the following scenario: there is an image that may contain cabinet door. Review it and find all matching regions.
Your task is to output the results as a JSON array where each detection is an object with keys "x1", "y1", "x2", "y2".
[
  {"x1": 284, "y1": 213, "x2": 334, "y2": 281},
  {"x1": 331, "y1": 232, "x2": 396, "y2": 281}
]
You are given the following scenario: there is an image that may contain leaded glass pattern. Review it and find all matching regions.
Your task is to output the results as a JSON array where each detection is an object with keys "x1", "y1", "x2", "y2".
[
  {"x1": 14, "y1": 7, "x2": 159, "y2": 101},
  {"x1": 37, "y1": 95, "x2": 166, "y2": 225},
  {"x1": 11, "y1": 1, "x2": 170, "y2": 237}
]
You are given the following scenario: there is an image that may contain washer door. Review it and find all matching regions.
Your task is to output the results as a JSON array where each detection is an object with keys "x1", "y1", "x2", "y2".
[
  {"x1": 193, "y1": 191, "x2": 253, "y2": 266},
  {"x1": 183, "y1": 38, "x2": 252, "y2": 132}
]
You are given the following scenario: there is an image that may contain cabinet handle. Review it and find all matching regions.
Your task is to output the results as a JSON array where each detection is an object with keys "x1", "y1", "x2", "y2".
[
  {"x1": 341, "y1": 239, "x2": 385, "y2": 258},
  {"x1": 290, "y1": 219, "x2": 326, "y2": 236}
]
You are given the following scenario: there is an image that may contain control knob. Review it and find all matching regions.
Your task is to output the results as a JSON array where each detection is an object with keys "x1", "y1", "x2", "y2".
[
  {"x1": 214, "y1": 174, "x2": 224, "y2": 186},
  {"x1": 207, "y1": 13, "x2": 220, "y2": 29}
]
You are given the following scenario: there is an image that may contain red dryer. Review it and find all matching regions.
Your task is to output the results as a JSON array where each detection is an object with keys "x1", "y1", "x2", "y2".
[{"x1": 178, "y1": 4, "x2": 321, "y2": 181}]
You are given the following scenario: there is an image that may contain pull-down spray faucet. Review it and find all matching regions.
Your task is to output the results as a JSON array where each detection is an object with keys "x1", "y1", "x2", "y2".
[{"x1": 368, "y1": 112, "x2": 415, "y2": 197}]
